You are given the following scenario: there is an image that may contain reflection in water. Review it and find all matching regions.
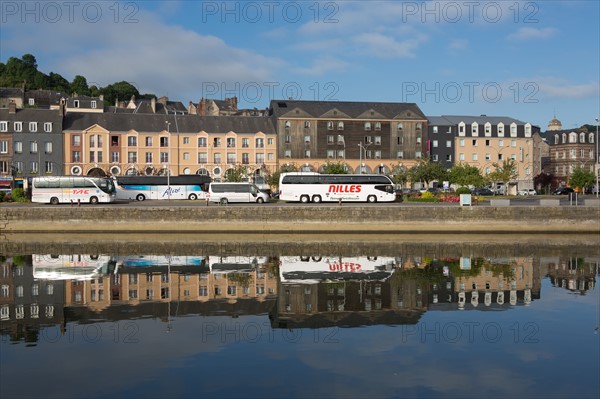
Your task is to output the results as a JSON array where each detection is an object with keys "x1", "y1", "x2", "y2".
[{"x1": 0, "y1": 243, "x2": 598, "y2": 398}]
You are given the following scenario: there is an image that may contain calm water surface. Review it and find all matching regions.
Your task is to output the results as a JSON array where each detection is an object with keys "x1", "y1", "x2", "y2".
[{"x1": 1, "y1": 238, "x2": 599, "y2": 399}]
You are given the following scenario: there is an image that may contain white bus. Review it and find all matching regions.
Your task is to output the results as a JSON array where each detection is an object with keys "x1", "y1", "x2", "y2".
[
  {"x1": 32, "y1": 176, "x2": 116, "y2": 205},
  {"x1": 278, "y1": 172, "x2": 397, "y2": 203},
  {"x1": 208, "y1": 182, "x2": 270, "y2": 204},
  {"x1": 115, "y1": 175, "x2": 211, "y2": 201},
  {"x1": 32, "y1": 254, "x2": 112, "y2": 281}
]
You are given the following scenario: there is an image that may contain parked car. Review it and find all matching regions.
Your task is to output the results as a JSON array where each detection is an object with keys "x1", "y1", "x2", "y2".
[
  {"x1": 552, "y1": 187, "x2": 575, "y2": 195},
  {"x1": 518, "y1": 189, "x2": 537, "y2": 196},
  {"x1": 471, "y1": 188, "x2": 494, "y2": 196}
]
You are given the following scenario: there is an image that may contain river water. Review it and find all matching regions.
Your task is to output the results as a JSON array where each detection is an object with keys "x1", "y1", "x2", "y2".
[{"x1": 1, "y1": 235, "x2": 598, "y2": 398}]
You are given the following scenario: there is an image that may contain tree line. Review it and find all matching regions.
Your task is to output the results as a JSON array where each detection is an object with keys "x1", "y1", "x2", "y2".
[{"x1": 0, "y1": 53, "x2": 155, "y2": 105}]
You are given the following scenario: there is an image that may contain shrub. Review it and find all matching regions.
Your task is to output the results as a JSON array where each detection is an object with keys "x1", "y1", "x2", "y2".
[
  {"x1": 439, "y1": 194, "x2": 460, "y2": 203},
  {"x1": 421, "y1": 191, "x2": 435, "y2": 200},
  {"x1": 0, "y1": 192, "x2": 4, "y2": 202},
  {"x1": 11, "y1": 188, "x2": 26, "y2": 202},
  {"x1": 455, "y1": 187, "x2": 471, "y2": 195}
]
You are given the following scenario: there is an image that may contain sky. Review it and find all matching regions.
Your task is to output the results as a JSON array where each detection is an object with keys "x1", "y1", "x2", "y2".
[{"x1": 1, "y1": 0, "x2": 599, "y2": 130}]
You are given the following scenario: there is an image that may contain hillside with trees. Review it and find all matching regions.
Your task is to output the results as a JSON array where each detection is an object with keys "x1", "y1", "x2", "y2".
[{"x1": 0, "y1": 53, "x2": 155, "y2": 105}]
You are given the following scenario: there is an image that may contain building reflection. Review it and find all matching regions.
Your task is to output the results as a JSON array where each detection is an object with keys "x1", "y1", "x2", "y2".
[{"x1": 1, "y1": 252, "x2": 598, "y2": 343}]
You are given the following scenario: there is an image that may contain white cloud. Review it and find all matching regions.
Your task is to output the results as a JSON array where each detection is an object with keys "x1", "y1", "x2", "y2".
[
  {"x1": 508, "y1": 27, "x2": 558, "y2": 41},
  {"x1": 448, "y1": 39, "x2": 468, "y2": 52},
  {"x1": 292, "y1": 56, "x2": 349, "y2": 76},
  {"x1": 353, "y1": 33, "x2": 427, "y2": 59},
  {"x1": 1, "y1": 8, "x2": 285, "y2": 102}
]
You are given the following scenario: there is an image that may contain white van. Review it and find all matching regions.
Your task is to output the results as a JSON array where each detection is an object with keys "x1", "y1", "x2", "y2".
[{"x1": 208, "y1": 182, "x2": 269, "y2": 204}]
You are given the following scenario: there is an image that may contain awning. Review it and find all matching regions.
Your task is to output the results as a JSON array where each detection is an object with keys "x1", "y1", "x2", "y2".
[{"x1": 0, "y1": 177, "x2": 12, "y2": 188}]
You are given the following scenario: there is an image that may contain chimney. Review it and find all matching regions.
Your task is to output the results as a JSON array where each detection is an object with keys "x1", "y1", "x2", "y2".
[
  {"x1": 151, "y1": 97, "x2": 156, "y2": 113},
  {"x1": 59, "y1": 98, "x2": 66, "y2": 116},
  {"x1": 8, "y1": 100, "x2": 16, "y2": 114},
  {"x1": 199, "y1": 97, "x2": 206, "y2": 116},
  {"x1": 99, "y1": 94, "x2": 104, "y2": 102},
  {"x1": 232, "y1": 96, "x2": 238, "y2": 111},
  {"x1": 188, "y1": 101, "x2": 195, "y2": 115}
]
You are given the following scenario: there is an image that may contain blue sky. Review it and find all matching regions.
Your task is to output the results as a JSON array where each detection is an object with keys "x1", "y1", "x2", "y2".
[{"x1": 1, "y1": 0, "x2": 599, "y2": 129}]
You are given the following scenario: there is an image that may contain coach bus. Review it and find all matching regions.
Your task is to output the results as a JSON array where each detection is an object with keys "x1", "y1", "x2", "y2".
[
  {"x1": 114, "y1": 175, "x2": 211, "y2": 201},
  {"x1": 31, "y1": 176, "x2": 116, "y2": 204},
  {"x1": 278, "y1": 172, "x2": 397, "y2": 203}
]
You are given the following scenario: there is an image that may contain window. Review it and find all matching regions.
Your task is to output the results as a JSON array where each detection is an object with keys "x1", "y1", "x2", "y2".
[
  {"x1": 485, "y1": 153, "x2": 491, "y2": 160},
  {"x1": 472, "y1": 153, "x2": 478, "y2": 161},
  {"x1": 397, "y1": 123, "x2": 404, "y2": 131},
  {"x1": 459, "y1": 153, "x2": 465, "y2": 161},
  {"x1": 458, "y1": 122, "x2": 465, "y2": 136},
  {"x1": 432, "y1": 154, "x2": 438, "y2": 161},
  {"x1": 415, "y1": 151, "x2": 422, "y2": 159},
  {"x1": 241, "y1": 153, "x2": 249, "y2": 164},
  {"x1": 375, "y1": 122, "x2": 381, "y2": 131},
  {"x1": 14, "y1": 122, "x2": 22, "y2": 132},
  {"x1": 472, "y1": 139, "x2": 477, "y2": 147},
  {"x1": 213, "y1": 153, "x2": 221, "y2": 164},
  {"x1": 485, "y1": 139, "x2": 491, "y2": 147},
  {"x1": 30, "y1": 141, "x2": 38, "y2": 153},
  {"x1": 183, "y1": 137, "x2": 190, "y2": 145},
  {"x1": 364, "y1": 122, "x2": 372, "y2": 131},
  {"x1": 511, "y1": 140, "x2": 516, "y2": 147},
  {"x1": 416, "y1": 123, "x2": 422, "y2": 131},
  {"x1": 374, "y1": 136, "x2": 381, "y2": 145},
  {"x1": 160, "y1": 137, "x2": 169, "y2": 147},
  {"x1": 72, "y1": 151, "x2": 81, "y2": 163},
  {"x1": 525, "y1": 124, "x2": 532, "y2": 137},
  {"x1": 397, "y1": 151, "x2": 404, "y2": 159},
  {"x1": 589, "y1": 133, "x2": 595, "y2": 144},
  {"x1": 73, "y1": 100, "x2": 79, "y2": 108},
  {"x1": 432, "y1": 140, "x2": 438, "y2": 148},
  {"x1": 327, "y1": 121, "x2": 334, "y2": 130},
  {"x1": 0, "y1": 122, "x2": 7, "y2": 132},
  {"x1": 29, "y1": 122, "x2": 37, "y2": 132},
  {"x1": 227, "y1": 138, "x2": 235, "y2": 147},
  {"x1": 44, "y1": 122, "x2": 52, "y2": 132},
  {"x1": 1, "y1": 285, "x2": 8, "y2": 297},
  {"x1": 304, "y1": 135, "x2": 310, "y2": 144},
  {"x1": 72, "y1": 135, "x2": 81, "y2": 146},
  {"x1": 284, "y1": 149, "x2": 291, "y2": 158},
  {"x1": 45, "y1": 161, "x2": 53, "y2": 173},
  {"x1": 145, "y1": 152, "x2": 153, "y2": 163},
  {"x1": 497, "y1": 123, "x2": 504, "y2": 137},
  {"x1": 183, "y1": 152, "x2": 190, "y2": 161},
  {"x1": 471, "y1": 123, "x2": 478, "y2": 136},
  {"x1": 256, "y1": 138, "x2": 264, "y2": 148},
  {"x1": 198, "y1": 137, "x2": 207, "y2": 147},
  {"x1": 499, "y1": 139, "x2": 504, "y2": 147},
  {"x1": 459, "y1": 139, "x2": 464, "y2": 147},
  {"x1": 28, "y1": 98, "x2": 35, "y2": 106},
  {"x1": 304, "y1": 149, "x2": 311, "y2": 158},
  {"x1": 365, "y1": 136, "x2": 372, "y2": 144},
  {"x1": 227, "y1": 153, "x2": 236, "y2": 164},
  {"x1": 446, "y1": 140, "x2": 452, "y2": 148},
  {"x1": 433, "y1": 126, "x2": 438, "y2": 133},
  {"x1": 128, "y1": 136, "x2": 137, "y2": 146},
  {"x1": 127, "y1": 151, "x2": 137, "y2": 163},
  {"x1": 374, "y1": 150, "x2": 381, "y2": 159},
  {"x1": 484, "y1": 123, "x2": 491, "y2": 136},
  {"x1": 510, "y1": 123, "x2": 517, "y2": 137},
  {"x1": 0, "y1": 141, "x2": 7, "y2": 154},
  {"x1": 112, "y1": 151, "x2": 120, "y2": 163},
  {"x1": 145, "y1": 137, "x2": 153, "y2": 146},
  {"x1": 198, "y1": 152, "x2": 208, "y2": 164},
  {"x1": 304, "y1": 121, "x2": 310, "y2": 128},
  {"x1": 327, "y1": 135, "x2": 335, "y2": 144},
  {"x1": 89, "y1": 151, "x2": 95, "y2": 163},
  {"x1": 337, "y1": 121, "x2": 344, "y2": 130},
  {"x1": 160, "y1": 152, "x2": 169, "y2": 163},
  {"x1": 91, "y1": 100, "x2": 97, "y2": 109}
]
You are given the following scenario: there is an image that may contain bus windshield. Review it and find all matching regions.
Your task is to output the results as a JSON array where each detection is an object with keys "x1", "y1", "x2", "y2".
[{"x1": 98, "y1": 179, "x2": 116, "y2": 194}]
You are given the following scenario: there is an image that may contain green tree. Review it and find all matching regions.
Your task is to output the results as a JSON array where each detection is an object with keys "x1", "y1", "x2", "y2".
[
  {"x1": 486, "y1": 159, "x2": 518, "y2": 193},
  {"x1": 267, "y1": 164, "x2": 298, "y2": 188},
  {"x1": 409, "y1": 158, "x2": 448, "y2": 187},
  {"x1": 71, "y1": 75, "x2": 90, "y2": 96},
  {"x1": 48, "y1": 72, "x2": 71, "y2": 93},
  {"x1": 390, "y1": 163, "x2": 409, "y2": 187},
  {"x1": 101, "y1": 81, "x2": 140, "y2": 105},
  {"x1": 321, "y1": 161, "x2": 349, "y2": 174},
  {"x1": 569, "y1": 166, "x2": 595, "y2": 192},
  {"x1": 448, "y1": 163, "x2": 484, "y2": 187},
  {"x1": 224, "y1": 164, "x2": 248, "y2": 182}
]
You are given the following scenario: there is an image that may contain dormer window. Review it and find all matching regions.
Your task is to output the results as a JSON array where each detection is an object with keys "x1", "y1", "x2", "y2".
[
  {"x1": 497, "y1": 123, "x2": 504, "y2": 137},
  {"x1": 73, "y1": 100, "x2": 80, "y2": 108},
  {"x1": 91, "y1": 100, "x2": 97, "y2": 109},
  {"x1": 554, "y1": 134, "x2": 559, "y2": 144},
  {"x1": 524, "y1": 123, "x2": 532, "y2": 137},
  {"x1": 458, "y1": 122, "x2": 466, "y2": 136},
  {"x1": 471, "y1": 122, "x2": 479, "y2": 136},
  {"x1": 28, "y1": 98, "x2": 35, "y2": 106},
  {"x1": 484, "y1": 123, "x2": 491, "y2": 137},
  {"x1": 562, "y1": 133, "x2": 567, "y2": 143},
  {"x1": 510, "y1": 123, "x2": 517, "y2": 137},
  {"x1": 579, "y1": 132, "x2": 586, "y2": 143},
  {"x1": 589, "y1": 133, "x2": 595, "y2": 144}
]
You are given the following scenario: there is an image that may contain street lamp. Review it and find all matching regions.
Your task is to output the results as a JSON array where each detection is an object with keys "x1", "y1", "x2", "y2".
[{"x1": 358, "y1": 142, "x2": 371, "y2": 174}]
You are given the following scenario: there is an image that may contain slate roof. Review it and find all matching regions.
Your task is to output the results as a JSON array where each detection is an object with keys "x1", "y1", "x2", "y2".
[
  {"x1": 428, "y1": 115, "x2": 529, "y2": 125},
  {"x1": 63, "y1": 112, "x2": 276, "y2": 134},
  {"x1": 269, "y1": 99, "x2": 427, "y2": 119},
  {"x1": 0, "y1": 108, "x2": 63, "y2": 127}
]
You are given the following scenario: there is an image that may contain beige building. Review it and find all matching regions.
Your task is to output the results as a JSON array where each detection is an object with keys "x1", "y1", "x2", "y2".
[{"x1": 62, "y1": 113, "x2": 277, "y2": 181}]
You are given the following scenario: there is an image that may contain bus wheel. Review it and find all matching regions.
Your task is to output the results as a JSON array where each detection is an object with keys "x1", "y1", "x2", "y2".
[
  {"x1": 188, "y1": 194, "x2": 198, "y2": 200},
  {"x1": 312, "y1": 195, "x2": 322, "y2": 203},
  {"x1": 256, "y1": 197, "x2": 264, "y2": 204},
  {"x1": 90, "y1": 196, "x2": 99, "y2": 204},
  {"x1": 367, "y1": 195, "x2": 377, "y2": 203},
  {"x1": 219, "y1": 198, "x2": 228, "y2": 205},
  {"x1": 300, "y1": 195, "x2": 310, "y2": 203},
  {"x1": 50, "y1": 197, "x2": 59, "y2": 205},
  {"x1": 136, "y1": 194, "x2": 145, "y2": 201}
]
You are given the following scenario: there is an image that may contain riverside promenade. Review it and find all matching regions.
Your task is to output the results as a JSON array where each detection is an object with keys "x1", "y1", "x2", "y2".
[{"x1": 1, "y1": 202, "x2": 599, "y2": 234}]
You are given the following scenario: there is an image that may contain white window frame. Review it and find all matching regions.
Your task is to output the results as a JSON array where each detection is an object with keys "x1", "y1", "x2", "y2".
[
  {"x1": 44, "y1": 122, "x2": 52, "y2": 132},
  {"x1": 14, "y1": 122, "x2": 22, "y2": 132},
  {"x1": 29, "y1": 122, "x2": 37, "y2": 132}
]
